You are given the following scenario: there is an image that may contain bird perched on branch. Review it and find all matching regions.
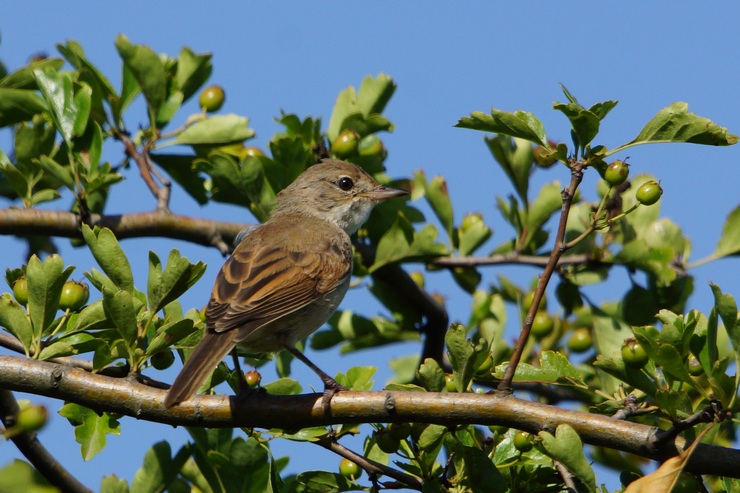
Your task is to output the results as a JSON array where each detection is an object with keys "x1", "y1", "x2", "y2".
[{"x1": 164, "y1": 159, "x2": 408, "y2": 409}]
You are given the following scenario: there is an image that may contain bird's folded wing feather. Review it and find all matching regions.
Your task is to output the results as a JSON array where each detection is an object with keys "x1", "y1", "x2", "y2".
[{"x1": 206, "y1": 235, "x2": 351, "y2": 335}]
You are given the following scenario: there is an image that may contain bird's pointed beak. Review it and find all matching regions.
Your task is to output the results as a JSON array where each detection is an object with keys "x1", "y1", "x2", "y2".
[{"x1": 361, "y1": 185, "x2": 409, "y2": 202}]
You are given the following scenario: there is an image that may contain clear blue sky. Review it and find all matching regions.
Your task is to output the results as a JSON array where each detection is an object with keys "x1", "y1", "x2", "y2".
[{"x1": 1, "y1": 3, "x2": 739, "y2": 491}]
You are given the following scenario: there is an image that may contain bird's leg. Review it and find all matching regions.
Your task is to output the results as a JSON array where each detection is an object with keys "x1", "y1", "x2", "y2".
[
  {"x1": 284, "y1": 345, "x2": 347, "y2": 414},
  {"x1": 231, "y1": 348, "x2": 250, "y2": 395}
]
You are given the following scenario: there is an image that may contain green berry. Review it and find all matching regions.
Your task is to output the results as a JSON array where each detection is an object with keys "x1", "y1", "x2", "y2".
[
  {"x1": 375, "y1": 429, "x2": 401, "y2": 454},
  {"x1": 339, "y1": 458, "x2": 362, "y2": 479},
  {"x1": 621, "y1": 339, "x2": 649, "y2": 368},
  {"x1": 567, "y1": 328, "x2": 592, "y2": 353},
  {"x1": 532, "y1": 140, "x2": 558, "y2": 168},
  {"x1": 444, "y1": 373, "x2": 456, "y2": 392},
  {"x1": 357, "y1": 134, "x2": 383, "y2": 156},
  {"x1": 604, "y1": 160, "x2": 629, "y2": 186},
  {"x1": 331, "y1": 129, "x2": 359, "y2": 158},
  {"x1": 245, "y1": 370, "x2": 262, "y2": 388},
  {"x1": 199, "y1": 85, "x2": 225, "y2": 113},
  {"x1": 16, "y1": 404, "x2": 48, "y2": 433},
  {"x1": 523, "y1": 290, "x2": 546, "y2": 312},
  {"x1": 12, "y1": 277, "x2": 28, "y2": 305},
  {"x1": 150, "y1": 350, "x2": 175, "y2": 370},
  {"x1": 635, "y1": 180, "x2": 662, "y2": 206},
  {"x1": 389, "y1": 422, "x2": 412, "y2": 441},
  {"x1": 242, "y1": 146, "x2": 265, "y2": 158},
  {"x1": 59, "y1": 281, "x2": 89, "y2": 311},
  {"x1": 513, "y1": 430, "x2": 534, "y2": 452},
  {"x1": 687, "y1": 356, "x2": 703, "y2": 376},
  {"x1": 531, "y1": 312, "x2": 555, "y2": 339}
]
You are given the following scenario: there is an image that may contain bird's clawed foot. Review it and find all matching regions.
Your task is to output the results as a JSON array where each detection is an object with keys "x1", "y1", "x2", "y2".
[{"x1": 321, "y1": 378, "x2": 348, "y2": 416}]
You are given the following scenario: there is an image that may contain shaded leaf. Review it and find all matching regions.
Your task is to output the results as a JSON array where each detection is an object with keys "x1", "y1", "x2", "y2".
[{"x1": 115, "y1": 35, "x2": 166, "y2": 113}]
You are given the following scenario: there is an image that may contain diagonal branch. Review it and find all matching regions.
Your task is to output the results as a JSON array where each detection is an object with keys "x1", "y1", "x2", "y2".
[{"x1": 0, "y1": 388, "x2": 92, "y2": 493}]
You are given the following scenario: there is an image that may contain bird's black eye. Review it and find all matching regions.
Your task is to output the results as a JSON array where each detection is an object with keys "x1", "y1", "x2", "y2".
[{"x1": 335, "y1": 176, "x2": 354, "y2": 191}]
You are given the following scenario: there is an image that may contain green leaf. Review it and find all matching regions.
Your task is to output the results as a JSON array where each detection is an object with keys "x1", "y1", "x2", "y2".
[
  {"x1": 493, "y1": 351, "x2": 585, "y2": 387},
  {"x1": 147, "y1": 318, "x2": 196, "y2": 355},
  {"x1": 460, "y1": 446, "x2": 507, "y2": 493},
  {"x1": 175, "y1": 47, "x2": 213, "y2": 102},
  {"x1": 611, "y1": 102, "x2": 738, "y2": 154},
  {"x1": 710, "y1": 283, "x2": 740, "y2": 354},
  {"x1": 0, "y1": 162, "x2": 29, "y2": 198},
  {"x1": 72, "y1": 83, "x2": 92, "y2": 137},
  {"x1": 0, "y1": 294, "x2": 34, "y2": 352},
  {"x1": 59, "y1": 403, "x2": 121, "y2": 461},
  {"x1": 335, "y1": 366, "x2": 376, "y2": 391},
  {"x1": 0, "y1": 57, "x2": 65, "y2": 89},
  {"x1": 523, "y1": 181, "x2": 562, "y2": 249},
  {"x1": 371, "y1": 216, "x2": 447, "y2": 271},
  {"x1": 0, "y1": 460, "x2": 58, "y2": 493},
  {"x1": 552, "y1": 101, "x2": 600, "y2": 149},
  {"x1": 26, "y1": 254, "x2": 74, "y2": 337},
  {"x1": 147, "y1": 250, "x2": 206, "y2": 313},
  {"x1": 29, "y1": 188, "x2": 60, "y2": 206},
  {"x1": 100, "y1": 475, "x2": 129, "y2": 493},
  {"x1": 131, "y1": 441, "x2": 188, "y2": 493},
  {"x1": 713, "y1": 206, "x2": 740, "y2": 259},
  {"x1": 417, "y1": 357, "x2": 445, "y2": 392},
  {"x1": 172, "y1": 114, "x2": 255, "y2": 146},
  {"x1": 485, "y1": 135, "x2": 533, "y2": 206},
  {"x1": 445, "y1": 324, "x2": 488, "y2": 392},
  {"x1": 327, "y1": 73, "x2": 396, "y2": 141},
  {"x1": 538, "y1": 425, "x2": 596, "y2": 492},
  {"x1": 0, "y1": 88, "x2": 48, "y2": 126},
  {"x1": 457, "y1": 213, "x2": 492, "y2": 257},
  {"x1": 114, "y1": 35, "x2": 166, "y2": 113},
  {"x1": 295, "y1": 471, "x2": 354, "y2": 493},
  {"x1": 425, "y1": 175, "x2": 454, "y2": 241},
  {"x1": 35, "y1": 155, "x2": 74, "y2": 190},
  {"x1": 102, "y1": 288, "x2": 139, "y2": 350},
  {"x1": 261, "y1": 378, "x2": 302, "y2": 395},
  {"x1": 150, "y1": 153, "x2": 208, "y2": 205},
  {"x1": 456, "y1": 108, "x2": 548, "y2": 147},
  {"x1": 57, "y1": 40, "x2": 117, "y2": 103},
  {"x1": 33, "y1": 67, "x2": 79, "y2": 144},
  {"x1": 82, "y1": 225, "x2": 135, "y2": 292}
]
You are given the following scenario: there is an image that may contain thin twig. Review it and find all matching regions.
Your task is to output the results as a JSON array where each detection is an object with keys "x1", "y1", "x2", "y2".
[
  {"x1": 0, "y1": 388, "x2": 92, "y2": 493},
  {"x1": 316, "y1": 435, "x2": 423, "y2": 490},
  {"x1": 553, "y1": 460, "x2": 578, "y2": 493},
  {"x1": 497, "y1": 161, "x2": 585, "y2": 394}
]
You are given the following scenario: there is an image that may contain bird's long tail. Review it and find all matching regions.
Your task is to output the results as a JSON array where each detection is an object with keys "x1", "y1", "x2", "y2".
[{"x1": 164, "y1": 331, "x2": 235, "y2": 408}]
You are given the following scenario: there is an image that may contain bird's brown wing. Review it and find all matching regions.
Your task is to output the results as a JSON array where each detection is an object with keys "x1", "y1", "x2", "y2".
[{"x1": 206, "y1": 227, "x2": 352, "y2": 337}]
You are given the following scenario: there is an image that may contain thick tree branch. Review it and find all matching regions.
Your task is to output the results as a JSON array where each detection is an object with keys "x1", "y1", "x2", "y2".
[
  {"x1": 0, "y1": 388, "x2": 92, "y2": 493},
  {"x1": 0, "y1": 208, "x2": 247, "y2": 253},
  {"x1": 0, "y1": 355, "x2": 738, "y2": 479}
]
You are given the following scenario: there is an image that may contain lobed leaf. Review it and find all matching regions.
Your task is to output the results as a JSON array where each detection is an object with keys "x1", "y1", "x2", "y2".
[{"x1": 456, "y1": 108, "x2": 548, "y2": 147}]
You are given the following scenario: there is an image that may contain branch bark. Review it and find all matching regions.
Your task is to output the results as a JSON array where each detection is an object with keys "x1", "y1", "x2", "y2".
[
  {"x1": 0, "y1": 208, "x2": 248, "y2": 252},
  {"x1": 0, "y1": 355, "x2": 737, "y2": 480}
]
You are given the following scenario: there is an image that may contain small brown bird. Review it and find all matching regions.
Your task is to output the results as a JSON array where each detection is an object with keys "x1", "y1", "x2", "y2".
[{"x1": 164, "y1": 159, "x2": 408, "y2": 408}]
